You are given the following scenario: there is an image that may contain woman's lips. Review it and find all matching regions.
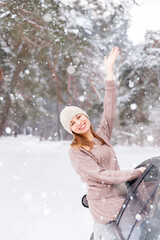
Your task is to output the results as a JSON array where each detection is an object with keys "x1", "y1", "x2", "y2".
[{"x1": 79, "y1": 123, "x2": 86, "y2": 130}]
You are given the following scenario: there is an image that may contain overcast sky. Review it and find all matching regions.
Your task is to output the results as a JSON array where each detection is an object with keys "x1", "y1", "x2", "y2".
[{"x1": 128, "y1": 0, "x2": 160, "y2": 45}]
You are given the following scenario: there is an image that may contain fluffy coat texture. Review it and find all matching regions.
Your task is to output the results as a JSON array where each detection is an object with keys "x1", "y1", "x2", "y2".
[{"x1": 69, "y1": 80, "x2": 141, "y2": 224}]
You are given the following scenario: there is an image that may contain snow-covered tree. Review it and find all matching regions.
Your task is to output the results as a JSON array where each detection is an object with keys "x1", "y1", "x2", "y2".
[
  {"x1": 0, "y1": 0, "x2": 137, "y2": 140},
  {"x1": 118, "y1": 30, "x2": 160, "y2": 146}
]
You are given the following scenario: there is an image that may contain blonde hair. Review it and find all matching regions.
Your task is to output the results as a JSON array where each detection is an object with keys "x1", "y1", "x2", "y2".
[{"x1": 71, "y1": 126, "x2": 105, "y2": 151}]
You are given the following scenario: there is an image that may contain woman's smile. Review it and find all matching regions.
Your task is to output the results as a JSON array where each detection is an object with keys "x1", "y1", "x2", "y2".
[{"x1": 79, "y1": 123, "x2": 86, "y2": 130}]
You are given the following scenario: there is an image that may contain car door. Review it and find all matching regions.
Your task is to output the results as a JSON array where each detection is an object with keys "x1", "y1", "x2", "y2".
[{"x1": 116, "y1": 159, "x2": 160, "y2": 240}]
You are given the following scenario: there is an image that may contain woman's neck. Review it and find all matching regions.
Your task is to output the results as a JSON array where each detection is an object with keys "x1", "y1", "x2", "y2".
[{"x1": 82, "y1": 130, "x2": 94, "y2": 141}]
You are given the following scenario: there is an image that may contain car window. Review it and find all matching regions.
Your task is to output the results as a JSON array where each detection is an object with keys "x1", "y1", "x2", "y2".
[{"x1": 117, "y1": 165, "x2": 159, "y2": 240}]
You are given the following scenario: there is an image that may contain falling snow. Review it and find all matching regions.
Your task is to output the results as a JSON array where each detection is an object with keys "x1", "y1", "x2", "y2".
[
  {"x1": 79, "y1": 95, "x2": 85, "y2": 102},
  {"x1": 24, "y1": 69, "x2": 30, "y2": 74},
  {"x1": 147, "y1": 135, "x2": 153, "y2": 142},
  {"x1": 128, "y1": 80, "x2": 134, "y2": 88},
  {"x1": 43, "y1": 13, "x2": 52, "y2": 22},
  {"x1": 135, "y1": 214, "x2": 142, "y2": 221},
  {"x1": 130, "y1": 103, "x2": 137, "y2": 110},
  {"x1": 67, "y1": 65, "x2": 75, "y2": 74},
  {"x1": 5, "y1": 127, "x2": 12, "y2": 134}
]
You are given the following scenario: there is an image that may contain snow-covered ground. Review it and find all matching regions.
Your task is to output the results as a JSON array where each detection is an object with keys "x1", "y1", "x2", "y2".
[{"x1": 0, "y1": 136, "x2": 159, "y2": 240}]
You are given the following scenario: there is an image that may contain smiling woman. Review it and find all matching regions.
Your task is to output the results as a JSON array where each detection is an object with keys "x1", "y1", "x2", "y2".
[
  {"x1": 71, "y1": 114, "x2": 106, "y2": 151},
  {"x1": 59, "y1": 47, "x2": 146, "y2": 240},
  {"x1": 60, "y1": 106, "x2": 106, "y2": 151},
  {"x1": 71, "y1": 114, "x2": 90, "y2": 132},
  {"x1": 70, "y1": 114, "x2": 93, "y2": 141}
]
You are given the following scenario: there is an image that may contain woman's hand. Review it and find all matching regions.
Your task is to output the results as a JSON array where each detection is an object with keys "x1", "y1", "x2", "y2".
[
  {"x1": 104, "y1": 46, "x2": 119, "y2": 81},
  {"x1": 104, "y1": 46, "x2": 119, "y2": 70},
  {"x1": 138, "y1": 167, "x2": 146, "y2": 174}
]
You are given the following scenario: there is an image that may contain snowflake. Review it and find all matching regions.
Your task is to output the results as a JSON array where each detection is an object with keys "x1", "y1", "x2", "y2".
[
  {"x1": 67, "y1": 65, "x2": 75, "y2": 74},
  {"x1": 135, "y1": 214, "x2": 141, "y2": 221},
  {"x1": 5, "y1": 127, "x2": 12, "y2": 134},
  {"x1": 130, "y1": 103, "x2": 137, "y2": 110}
]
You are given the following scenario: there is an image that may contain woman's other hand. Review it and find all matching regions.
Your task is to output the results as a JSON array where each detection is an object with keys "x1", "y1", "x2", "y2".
[{"x1": 138, "y1": 167, "x2": 146, "y2": 174}]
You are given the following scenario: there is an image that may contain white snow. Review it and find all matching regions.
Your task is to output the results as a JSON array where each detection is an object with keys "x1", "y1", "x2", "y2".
[
  {"x1": 135, "y1": 214, "x2": 141, "y2": 221},
  {"x1": 147, "y1": 135, "x2": 153, "y2": 142},
  {"x1": 79, "y1": 95, "x2": 85, "y2": 102},
  {"x1": 130, "y1": 103, "x2": 137, "y2": 110},
  {"x1": 67, "y1": 65, "x2": 76, "y2": 74},
  {"x1": 5, "y1": 127, "x2": 12, "y2": 134},
  {"x1": 43, "y1": 13, "x2": 52, "y2": 22},
  {"x1": 128, "y1": 0, "x2": 160, "y2": 45},
  {"x1": 24, "y1": 69, "x2": 30, "y2": 75},
  {"x1": 0, "y1": 11, "x2": 10, "y2": 19},
  {"x1": 0, "y1": 136, "x2": 159, "y2": 240},
  {"x1": 128, "y1": 80, "x2": 134, "y2": 88}
]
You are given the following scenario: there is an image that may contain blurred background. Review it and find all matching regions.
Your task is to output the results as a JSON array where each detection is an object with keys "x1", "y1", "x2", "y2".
[{"x1": 0, "y1": 0, "x2": 160, "y2": 145}]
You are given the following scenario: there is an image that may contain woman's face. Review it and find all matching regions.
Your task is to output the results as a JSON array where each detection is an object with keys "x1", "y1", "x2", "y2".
[{"x1": 70, "y1": 114, "x2": 91, "y2": 135}]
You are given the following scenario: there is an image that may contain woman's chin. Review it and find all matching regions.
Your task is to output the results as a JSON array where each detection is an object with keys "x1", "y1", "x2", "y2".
[{"x1": 80, "y1": 128, "x2": 90, "y2": 135}]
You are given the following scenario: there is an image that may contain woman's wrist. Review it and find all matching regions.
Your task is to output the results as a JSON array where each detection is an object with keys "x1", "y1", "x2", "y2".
[{"x1": 106, "y1": 68, "x2": 114, "y2": 81}]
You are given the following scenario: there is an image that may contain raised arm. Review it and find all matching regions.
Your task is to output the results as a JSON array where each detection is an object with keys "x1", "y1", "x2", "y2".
[{"x1": 98, "y1": 47, "x2": 119, "y2": 140}]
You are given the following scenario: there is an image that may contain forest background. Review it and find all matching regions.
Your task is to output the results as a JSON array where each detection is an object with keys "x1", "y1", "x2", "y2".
[{"x1": 0, "y1": 0, "x2": 160, "y2": 146}]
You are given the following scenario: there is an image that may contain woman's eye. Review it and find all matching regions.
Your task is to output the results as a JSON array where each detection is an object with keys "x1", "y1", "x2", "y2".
[
  {"x1": 71, "y1": 122, "x2": 74, "y2": 126},
  {"x1": 77, "y1": 115, "x2": 81, "y2": 119}
]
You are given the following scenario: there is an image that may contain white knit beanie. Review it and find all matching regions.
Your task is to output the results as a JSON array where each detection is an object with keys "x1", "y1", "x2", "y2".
[{"x1": 60, "y1": 106, "x2": 89, "y2": 134}]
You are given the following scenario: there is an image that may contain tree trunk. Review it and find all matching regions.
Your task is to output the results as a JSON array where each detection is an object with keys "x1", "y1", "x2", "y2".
[
  {"x1": 0, "y1": 94, "x2": 11, "y2": 135},
  {"x1": 0, "y1": 46, "x2": 26, "y2": 136},
  {"x1": 56, "y1": 101, "x2": 61, "y2": 141}
]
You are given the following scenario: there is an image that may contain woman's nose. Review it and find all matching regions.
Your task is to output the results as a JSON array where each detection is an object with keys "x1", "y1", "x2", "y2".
[{"x1": 76, "y1": 120, "x2": 81, "y2": 126}]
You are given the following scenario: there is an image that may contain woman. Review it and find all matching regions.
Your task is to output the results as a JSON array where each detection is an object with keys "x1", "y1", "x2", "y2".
[{"x1": 60, "y1": 47, "x2": 146, "y2": 239}]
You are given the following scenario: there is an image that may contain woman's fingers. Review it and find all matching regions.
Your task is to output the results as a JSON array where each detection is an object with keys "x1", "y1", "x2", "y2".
[
  {"x1": 139, "y1": 167, "x2": 146, "y2": 174},
  {"x1": 112, "y1": 47, "x2": 119, "y2": 57},
  {"x1": 115, "y1": 48, "x2": 120, "y2": 58},
  {"x1": 108, "y1": 47, "x2": 119, "y2": 60},
  {"x1": 104, "y1": 46, "x2": 119, "y2": 69},
  {"x1": 109, "y1": 47, "x2": 115, "y2": 57}
]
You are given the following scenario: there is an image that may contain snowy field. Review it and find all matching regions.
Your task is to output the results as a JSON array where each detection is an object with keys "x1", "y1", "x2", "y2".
[{"x1": 0, "y1": 136, "x2": 160, "y2": 240}]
